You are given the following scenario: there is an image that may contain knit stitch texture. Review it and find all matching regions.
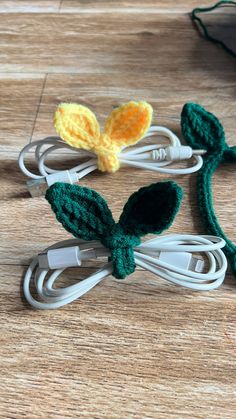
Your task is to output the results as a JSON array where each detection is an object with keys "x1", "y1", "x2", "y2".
[
  {"x1": 181, "y1": 102, "x2": 236, "y2": 275},
  {"x1": 46, "y1": 181, "x2": 183, "y2": 279},
  {"x1": 54, "y1": 101, "x2": 153, "y2": 173}
]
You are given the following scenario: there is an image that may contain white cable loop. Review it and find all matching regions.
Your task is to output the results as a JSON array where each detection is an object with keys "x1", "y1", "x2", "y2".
[
  {"x1": 23, "y1": 234, "x2": 227, "y2": 310},
  {"x1": 18, "y1": 127, "x2": 206, "y2": 195}
]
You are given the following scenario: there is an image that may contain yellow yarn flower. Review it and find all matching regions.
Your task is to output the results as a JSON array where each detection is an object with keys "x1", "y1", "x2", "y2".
[{"x1": 54, "y1": 101, "x2": 153, "y2": 172}]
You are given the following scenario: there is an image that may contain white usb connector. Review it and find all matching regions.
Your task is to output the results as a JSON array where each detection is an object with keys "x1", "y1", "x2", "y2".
[
  {"x1": 38, "y1": 246, "x2": 82, "y2": 270},
  {"x1": 27, "y1": 170, "x2": 79, "y2": 197},
  {"x1": 38, "y1": 244, "x2": 110, "y2": 270}
]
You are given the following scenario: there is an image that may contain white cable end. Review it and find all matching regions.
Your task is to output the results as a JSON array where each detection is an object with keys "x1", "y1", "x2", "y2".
[
  {"x1": 193, "y1": 149, "x2": 207, "y2": 156},
  {"x1": 188, "y1": 256, "x2": 205, "y2": 273},
  {"x1": 38, "y1": 245, "x2": 108, "y2": 270},
  {"x1": 46, "y1": 170, "x2": 78, "y2": 187},
  {"x1": 165, "y1": 146, "x2": 193, "y2": 161},
  {"x1": 39, "y1": 246, "x2": 82, "y2": 270},
  {"x1": 27, "y1": 170, "x2": 78, "y2": 197},
  {"x1": 159, "y1": 251, "x2": 204, "y2": 273},
  {"x1": 27, "y1": 178, "x2": 47, "y2": 197}
]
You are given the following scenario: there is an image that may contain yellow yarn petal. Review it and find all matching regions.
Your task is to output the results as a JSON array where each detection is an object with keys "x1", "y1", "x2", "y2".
[
  {"x1": 104, "y1": 101, "x2": 153, "y2": 148},
  {"x1": 54, "y1": 103, "x2": 100, "y2": 151},
  {"x1": 53, "y1": 101, "x2": 153, "y2": 173}
]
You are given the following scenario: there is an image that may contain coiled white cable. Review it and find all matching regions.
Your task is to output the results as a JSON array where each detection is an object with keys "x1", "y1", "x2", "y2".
[
  {"x1": 19, "y1": 126, "x2": 206, "y2": 196},
  {"x1": 23, "y1": 234, "x2": 227, "y2": 310}
]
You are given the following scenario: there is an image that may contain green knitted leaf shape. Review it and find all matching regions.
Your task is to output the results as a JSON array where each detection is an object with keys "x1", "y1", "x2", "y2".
[
  {"x1": 46, "y1": 181, "x2": 183, "y2": 279},
  {"x1": 45, "y1": 182, "x2": 115, "y2": 241},
  {"x1": 119, "y1": 181, "x2": 183, "y2": 237},
  {"x1": 181, "y1": 103, "x2": 226, "y2": 153}
]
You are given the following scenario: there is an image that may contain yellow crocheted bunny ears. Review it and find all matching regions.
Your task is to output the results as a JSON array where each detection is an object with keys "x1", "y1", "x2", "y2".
[{"x1": 54, "y1": 101, "x2": 153, "y2": 172}]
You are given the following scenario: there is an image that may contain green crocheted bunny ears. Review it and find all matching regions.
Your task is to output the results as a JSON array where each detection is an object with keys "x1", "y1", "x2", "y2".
[
  {"x1": 181, "y1": 103, "x2": 236, "y2": 274},
  {"x1": 45, "y1": 181, "x2": 183, "y2": 279}
]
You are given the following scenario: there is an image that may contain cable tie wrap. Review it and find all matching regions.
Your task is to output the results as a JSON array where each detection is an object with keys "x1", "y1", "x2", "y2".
[{"x1": 101, "y1": 224, "x2": 141, "y2": 279}]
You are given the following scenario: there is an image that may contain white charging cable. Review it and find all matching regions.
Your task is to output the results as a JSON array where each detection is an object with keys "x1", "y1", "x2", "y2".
[
  {"x1": 19, "y1": 126, "x2": 206, "y2": 197},
  {"x1": 23, "y1": 234, "x2": 227, "y2": 310}
]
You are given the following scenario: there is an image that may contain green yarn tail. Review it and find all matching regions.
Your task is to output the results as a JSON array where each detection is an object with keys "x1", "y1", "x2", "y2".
[{"x1": 191, "y1": 1, "x2": 236, "y2": 58}]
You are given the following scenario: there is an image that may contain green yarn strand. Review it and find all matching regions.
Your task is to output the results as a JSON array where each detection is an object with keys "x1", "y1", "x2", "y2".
[
  {"x1": 191, "y1": 1, "x2": 236, "y2": 59},
  {"x1": 181, "y1": 103, "x2": 236, "y2": 275},
  {"x1": 223, "y1": 145, "x2": 236, "y2": 163},
  {"x1": 197, "y1": 158, "x2": 236, "y2": 274}
]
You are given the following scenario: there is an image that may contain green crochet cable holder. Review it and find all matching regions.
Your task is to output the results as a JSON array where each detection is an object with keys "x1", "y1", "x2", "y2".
[
  {"x1": 45, "y1": 181, "x2": 183, "y2": 280},
  {"x1": 181, "y1": 103, "x2": 236, "y2": 275}
]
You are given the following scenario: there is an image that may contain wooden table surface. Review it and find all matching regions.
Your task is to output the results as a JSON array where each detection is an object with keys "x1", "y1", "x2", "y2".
[{"x1": 0, "y1": 1, "x2": 235, "y2": 417}]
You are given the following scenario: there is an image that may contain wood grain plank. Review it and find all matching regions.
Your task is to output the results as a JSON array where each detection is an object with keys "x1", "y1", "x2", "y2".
[
  {"x1": 0, "y1": 265, "x2": 235, "y2": 418},
  {"x1": 0, "y1": 1, "x2": 61, "y2": 12},
  {"x1": 0, "y1": 13, "x2": 235, "y2": 74},
  {"x1": 0, "y1": 4, "x2": 236, "y2": 418},
  {"x1": 61, "y1": 0, "x2": 218, "y2": 13},
  {"x1": 0, "y1": 74, "x2": 46, "y2": 151}
]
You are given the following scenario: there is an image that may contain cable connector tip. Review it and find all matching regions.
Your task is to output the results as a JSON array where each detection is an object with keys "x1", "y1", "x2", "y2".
[
  {"x1": 27, "y1": 170, "x2": 79, "y2": 197},
  {"x1": 27, "y1": 178, "x2": 47, "y2": 198},
  {"x1": 193, "y1": 149, "x2": 207, "y2": 156},
  {"x1": 38, "y1": 246, "x2": 82, "y2": 270}
]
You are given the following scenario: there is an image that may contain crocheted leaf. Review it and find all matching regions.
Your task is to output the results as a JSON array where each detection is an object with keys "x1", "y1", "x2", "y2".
[
  {"x1": 45, "y1": 183, "x2": 115, "y2": 241},
  {"x1": 181, "y1": 103, "x2": 225, "y2": 152},
  {"x1": 54, "y1": 103, "x2": 100, "y2": 150},
  {"x1": 119, "y1": 181, "x2": 183, "y2": 237},
  {"x1": 104, "y1": 101, "x2": 153, "y2": 147}
]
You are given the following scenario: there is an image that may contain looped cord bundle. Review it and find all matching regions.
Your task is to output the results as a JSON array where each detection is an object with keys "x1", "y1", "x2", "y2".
[
  {"x1": 181, "y1": 102, "x2": 236, "y2": 274},
  {"x1": 23, "y1": 181, "x2": 227, "y2": 309},
  {"x1": 19, "y1": 101, "x2": 205, "y2": 196}
]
